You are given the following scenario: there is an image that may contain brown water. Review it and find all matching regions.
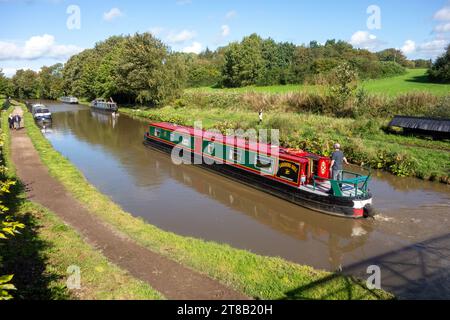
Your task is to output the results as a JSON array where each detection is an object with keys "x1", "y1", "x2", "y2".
[{"x1": 39, "y1": 102, "x2": 450, "y2": 299}]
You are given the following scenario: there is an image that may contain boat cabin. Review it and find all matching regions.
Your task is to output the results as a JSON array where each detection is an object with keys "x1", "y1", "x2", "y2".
[{"x1": 146, "y1": 122, "x2": 370, "y2": 199}]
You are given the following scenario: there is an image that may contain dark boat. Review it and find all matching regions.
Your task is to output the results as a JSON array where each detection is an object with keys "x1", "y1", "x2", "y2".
[{"x1": 144, "y1": 122, "x2": 374, "y2": 219}]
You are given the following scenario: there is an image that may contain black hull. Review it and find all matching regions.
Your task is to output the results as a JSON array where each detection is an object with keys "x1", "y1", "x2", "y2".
[{"x1": 144, "y1": 137, "x2": 372, "y2": 219}]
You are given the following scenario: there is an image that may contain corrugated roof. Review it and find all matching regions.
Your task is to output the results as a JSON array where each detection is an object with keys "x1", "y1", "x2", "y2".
[{"x1": 388, "y1": 116, "x2": 450, "y2": 133}]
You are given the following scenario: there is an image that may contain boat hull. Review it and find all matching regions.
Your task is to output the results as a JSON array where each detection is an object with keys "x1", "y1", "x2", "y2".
[{"x1": 143, "y1": 136, "x2": 373, "y2": 219}]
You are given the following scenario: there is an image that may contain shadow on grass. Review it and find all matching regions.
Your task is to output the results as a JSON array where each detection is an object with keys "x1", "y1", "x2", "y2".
[
  {"x1": 280, "y1": 233, "x2": 450, "y2": 300},
  {"x1": 405, "y1": 74, "x2": 431, "y2": 84},
  {"x1": 280, "y1": 272, "x2": 386, "y2": 300},
  {"x1": 0, "y1": 179, "x2": 70, "y2": 300}
]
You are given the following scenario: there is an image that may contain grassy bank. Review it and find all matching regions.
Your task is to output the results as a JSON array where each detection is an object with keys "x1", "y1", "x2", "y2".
[
  {"x1": 188, "y1": 69, "x2": 450, "y2": 97},
  {"x1": 0, "y1": 103, "x2": 164, "y2": 300},
  {"x1": 21, "y1": 103, "x2": 393, "y2": 300},
  {"x1": 121, "y1": 105, "x2": 450, "y2": 184}
]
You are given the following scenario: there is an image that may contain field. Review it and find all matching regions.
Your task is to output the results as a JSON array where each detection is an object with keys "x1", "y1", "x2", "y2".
[{"x1": 187, "y1": 69, "x2": 450, "y2": 97}]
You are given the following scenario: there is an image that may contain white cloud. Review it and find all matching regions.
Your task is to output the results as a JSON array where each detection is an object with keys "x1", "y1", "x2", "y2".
[
  {"x1": 1, "y1": 67, "x2": 19, "y2": 78},
  {"x1": 433, "y1": 6, "x2": 450, "y2": 21},
  {"x1": 167, "y1": 30, "x2": 196, "y2": 43},
  {"x1": 349, "y1": 31, "x2": 382, "y2": 50},
  {"x1": 103, "y1": 8, "x2": 123, "y2": 21},
  {"x1": 0, "y1": 34, "x2": 82, "y2": 61},
  {"x1": 434, "y1": 22, "x2": 450, "y2": 33},
  {"x1": 225, "y1": 10, "x2": 237, "y2": 20},
  {"x1": 416, "y1": 39, "x2": 449, "y2": 56},
  {"x1": 149, "y1": 27, "x2": 164, "y2": 37},
  {"x1": 221, "y1": 25, "x2": 230, "y2": 37},
  {"x1": 183, "y1": 42, "x2": 202, "y2": 54},
  {"x1": 401, "y1": 40, "x2": 416, "y2": 55}
]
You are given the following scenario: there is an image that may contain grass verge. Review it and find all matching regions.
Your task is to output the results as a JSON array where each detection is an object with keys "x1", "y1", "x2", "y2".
[
  {"x1": 20, "y1": 103, "x2": 393, "y2": 300},
  {"x1": 0, "y1": 103, "x2": 164, "y2": 300}
]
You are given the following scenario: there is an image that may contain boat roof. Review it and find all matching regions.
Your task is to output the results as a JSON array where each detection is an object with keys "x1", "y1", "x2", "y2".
[
  {"x1": 151, "y1": 122, "x2": 320, "y2": 162},
  {"x1": 389, "y1": 115, "x2": 450, "y2": 133}
]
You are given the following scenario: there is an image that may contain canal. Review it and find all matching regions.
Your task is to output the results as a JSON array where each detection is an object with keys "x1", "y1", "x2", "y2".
[{"x1": 38, "y1": 102, "x2": 450, "y2": 299}]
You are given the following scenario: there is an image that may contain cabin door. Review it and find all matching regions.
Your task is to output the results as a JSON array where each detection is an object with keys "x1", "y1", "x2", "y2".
[{"x1": 307, "y1": 158, "x2": 314, "y2": 183}]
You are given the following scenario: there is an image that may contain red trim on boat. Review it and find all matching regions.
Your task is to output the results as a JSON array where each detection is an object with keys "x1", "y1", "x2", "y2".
[{"x1": 353, "y1": 208, "x2": 364, "y2": 218}]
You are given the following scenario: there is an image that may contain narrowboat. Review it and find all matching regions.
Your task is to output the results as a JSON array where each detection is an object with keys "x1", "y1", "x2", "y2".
[
  {"x1": 144, "y1": 122, "x2": 375, "y2": 219},
  {"x1": 60, "y1": 96, "x2": 79, "y2": 104},
  {"x1": 90, "y1": 99, "x2": 118, "y2": 112},
  {"x1": 31, "y1": 104, "x2": 52, "y2": 121}
]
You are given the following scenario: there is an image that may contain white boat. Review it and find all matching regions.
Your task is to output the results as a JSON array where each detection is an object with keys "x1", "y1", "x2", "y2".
[
  {"x1": 31, "y1": 104, "x2": 52, "y2": 121},
  {"x1": 90, "y1": 99, "x2": 118, "y2": 112},
  {"x1": 60, "y1": 96, "x2": 79, "y2": 104}
]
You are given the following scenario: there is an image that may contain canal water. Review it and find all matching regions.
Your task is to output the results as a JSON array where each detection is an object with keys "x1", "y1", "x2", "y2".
[{"x1": 38, "y1": 102, "x2": 450, "y2": 299}]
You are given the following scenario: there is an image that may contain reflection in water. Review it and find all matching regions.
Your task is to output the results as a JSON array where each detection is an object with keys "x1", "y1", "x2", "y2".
[{"x1": 37, "y1": 102, "x2": 450, "y2": 297}]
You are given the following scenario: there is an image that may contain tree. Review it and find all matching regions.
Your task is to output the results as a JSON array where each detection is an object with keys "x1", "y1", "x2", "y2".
[
  {"x1": 184, "y1": 51, "x2": 222, "y2": 87},
  {"x1": 412, "y1": 59, "x2": 432, "y2": 69},
  {"x1": 376, "y1": 48, "x2": 410, "y2": 67},
  {"x1": 39, "y1": 63, "x2": 64, "y2": 99},
  {"x1": 428, "y1": 44, "x2": 450, "y2": 83},
  {"x1": 0, "y1": 70, "x2": 13, "y2": 98},
  {"x1": 221, "y1": 34, "x2": 265, "y2": 87},
  {"x1": 116, "y1": 33, "x2": 186, "y2": 105},
  {"x1": 11, "y1": 69, "x2": 40, "y2": 99},
  {"x1": 329, "y1": 62, "x2": 358, "y2": 112}
]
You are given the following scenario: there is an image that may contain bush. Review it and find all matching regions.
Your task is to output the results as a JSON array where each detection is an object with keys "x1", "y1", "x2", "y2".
[{"x1": 0, "y1": 125, "x2": 25, "y2": 300}]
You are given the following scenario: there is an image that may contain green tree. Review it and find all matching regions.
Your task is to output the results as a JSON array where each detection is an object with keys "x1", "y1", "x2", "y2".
[
  {"x1": 222, "y1": 34, "x2": 265, "y2": 87},
  {"x1": 376, "y1": 48, "x2": 410, "y2": 67},
  {"x1": 11, "y1": 69, "x2": 40, "y2": 99},
  {"x1": 0, "y1": 69, "x2": 7, "y2": 96},
  {"x1": 329, "y1": 62, "x2": 358, "y2": 113},
  {"x1": 116, "y1": 33, "x2": 186, "y2": 105},
  {"x1": 428, "y1": 44, "x2": 450, "y2": 83},
  {"x1": 39, "y1": 63, "x2": 64, "y2": 99}
]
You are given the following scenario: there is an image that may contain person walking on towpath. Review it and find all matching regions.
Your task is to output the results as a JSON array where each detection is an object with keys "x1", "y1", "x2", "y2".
[
  {"x1": 13, "y1": 114, "x2": 22, "y2": 130},
  {"x1": 8, "y1": 114, "x2": 14, "y2": 129}
]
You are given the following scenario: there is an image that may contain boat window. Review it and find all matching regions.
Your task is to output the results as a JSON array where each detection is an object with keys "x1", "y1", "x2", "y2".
[
  {"x1": 255, "y1": 154, "x2": 273, "y2": 173},
  {"x1": 206, "y1": 143, "x2": 215, "y2": 154},
  {"x1": 229, "y1": 148, "x2": 243, "y2": 163},
  {"x1": 154, "y1": 128, "x2": 161, "y2": 137},
  {"x1": 181, "y1": 135, "x2": 190, "y2": 147}
]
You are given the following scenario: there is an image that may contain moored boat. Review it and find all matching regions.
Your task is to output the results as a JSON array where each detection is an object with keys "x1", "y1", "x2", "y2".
[
  {"x1": 90, "y1": 98, "x2": 118, "y2": 112},
  {"x1": 60, "y1": 96, "x2": 79, "y2": 104},
  {"x1": 144, "y1": 122, "x2": 375, "y2": 219},
  {"x1": 31, "y1": 103, "x2": 52, "y2": 121}
]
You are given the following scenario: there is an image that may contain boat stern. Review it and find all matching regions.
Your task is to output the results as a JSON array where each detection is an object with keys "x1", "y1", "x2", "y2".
[{"x1": 353, "y1": 198, "x2": 374, "y2": 218}]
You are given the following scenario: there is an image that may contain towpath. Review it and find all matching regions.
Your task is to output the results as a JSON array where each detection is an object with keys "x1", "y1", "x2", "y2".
[{"x1": 10, "y1": 106, "x2": 248, "y2": 300}]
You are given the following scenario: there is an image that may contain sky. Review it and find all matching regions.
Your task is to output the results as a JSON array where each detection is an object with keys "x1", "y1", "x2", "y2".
[{"x1": 1, "y1": 0, "x2": 450, "y2": 77}]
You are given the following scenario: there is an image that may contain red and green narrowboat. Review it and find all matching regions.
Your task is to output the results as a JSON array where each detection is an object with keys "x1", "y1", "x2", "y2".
[{"x1": 144, "y1": 122, "x2": 374, "y2": 219}]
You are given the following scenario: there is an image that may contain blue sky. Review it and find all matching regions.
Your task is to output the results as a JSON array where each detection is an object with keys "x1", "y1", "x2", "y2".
[{"x1": 1, "y1": 0, "x2": 450, "y2": 77}]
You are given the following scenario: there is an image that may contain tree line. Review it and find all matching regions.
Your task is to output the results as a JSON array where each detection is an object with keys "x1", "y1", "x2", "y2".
[{"x1": 0, "y1": 33, "x2": 448, "y2": 106}]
